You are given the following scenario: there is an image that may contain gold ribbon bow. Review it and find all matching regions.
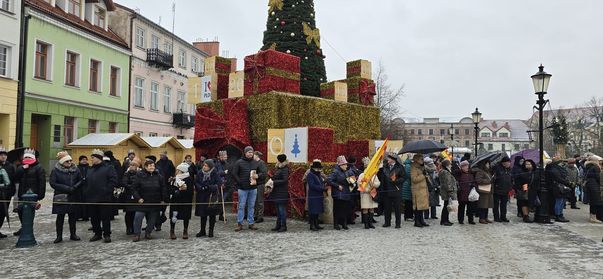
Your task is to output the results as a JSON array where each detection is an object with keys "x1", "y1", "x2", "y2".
[
  {"x1": 268, "y1": 0, "x2": 283, "y2": 12},
  {"x1": 302, "y1": 22, "x2": 321, "y2": 48}
]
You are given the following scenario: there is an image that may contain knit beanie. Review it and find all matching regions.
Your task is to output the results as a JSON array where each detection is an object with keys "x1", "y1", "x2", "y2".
[
  {"x1": 78, "y1": 155, "x2": 88, "y2": 162},
  {"x1": 277, "y1": 154, "x2": 287, "y2": 163},
  {"x1": 244, "y1": 146, "x2": 254, "y2": 154},
  {"x1": 57, "y1": 151, "x2": 72, "y2": 164},
  {"x1": 460, "y1": 160, "x2": 470, "y2": 167},
  {"x1": 336, "y1": 155, "x2": 348, "y2": 166},
  {"x1": 91, "y1": 149, "x2": 104, "y2": 160},
  {"x1": 203, "y1": 159, "x2": 215, "y2": 170},
  {"x1": 176, "y1": 162, "x2": 190, "y2": 173}
]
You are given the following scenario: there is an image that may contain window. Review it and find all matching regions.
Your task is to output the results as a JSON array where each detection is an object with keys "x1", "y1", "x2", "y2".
[
  {"x1": 523, "y1": 144, "x2": 529, "y2": 149},
  {"x1": 88, "y1": 119, "x2": 98, "y2": 134},
  {"x1": 134, "y1": 78, "x2": 144, "y2": 107},
  {"x1": 149, "y1": 132, "x2": 158, "y2": 137},
  {"x1": 0, "y1": 45, "x2": 7, "y2": 77},
  {"x1": 480, "y1": 132, "x2": 490, "y2": 138},
  {"x1": 110, "y1": 66, "x2": 120, "y2": 96},
  {"x1": 177, "y1": 91, "x2": 185, "y2": 112},
  {"x1": 53, "y1": 125, "x2": 61, "y2": 143},
  {"x1": 150, "y1": 82, "x2": 159, "y2": 111},
  {"x1": 498, "y1": 132, "x2": 509, "y2": 138},
  {"x1": 65, "y1": 51, "x2": 78, "y2": 86},
  {"x1": 89, "y1": 60, "x2": 101, "y2": 92},
  {"x1": 464, "y1": 129, "x2": 470, "y2": 135},
  {"x1": 514, "y1": 144, "x2": 520, "y2": 151},
  {"x1": 501, "y1": 144, "x2": 506, "y2": 151},
  {"x1": 135, "y1": 27, "x2": 145, "y2": 49},
  {"x1": 440, "y1": 129, "x2": 445, "y2": 136},
  {"x1": 191, "y1": 56, "x2": 198, "y2": 72},
  {"x1": 164, "y1": 42, "x2": 172, "y2": 55},
  {"x1": 35, "y1": 42, "x2": 49, "y2": 80},
  {"x1": 151, "y1": 35, "x2": 159, "y2": 49},
  {"x1": 410, "y1": 129, "x2": 415, "y2": 135},
  {"x1": 163, "y1": 133, "x2": 171, "y2": 137},
  {"x1": 163, "y1": 86, "x2": 172, "y2": 112},
  {"x1": 108, "y1": 122, "x2": 118, "y2": 133},
  {"x1": 487, "y1": 144, "x2": 493, "y2": 151},
  {"x1": 428, "y1": 129, "x2": 434, "y2": 135},
  {"x1": 1, "y1": 0, "x2": 9, "y2": 11},
  {"x1": 417, "y1": 129, "x2": 422, "y2": 135},
  {"x1": 68, "y1": 0, "x2": 80, "y2": 17},
  {"x1": 455, "y1": 129, "x2": 460, "y2": 135},
  {"x1": 94, "y1": 7, "x2": 105, "y2": 28},
  {"x1": 465, "y1": 140, "x2": 470, "y2": 147},
  {"x1": 64, "y1": 117, "x2": 75, "y2": 146},
  {"x1": 178, "y1": 49, "x2": 186, "y2": 68}
]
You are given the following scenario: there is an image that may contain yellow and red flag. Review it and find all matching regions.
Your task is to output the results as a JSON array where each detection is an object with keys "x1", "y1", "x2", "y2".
[{"x1": 359, "y1": 139, "x2": 388, "y2": 193}]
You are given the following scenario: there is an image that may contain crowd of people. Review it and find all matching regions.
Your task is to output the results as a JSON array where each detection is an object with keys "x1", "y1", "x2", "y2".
[{"x1": 0, "y1": 145, "x2": 601, "y2": 245}]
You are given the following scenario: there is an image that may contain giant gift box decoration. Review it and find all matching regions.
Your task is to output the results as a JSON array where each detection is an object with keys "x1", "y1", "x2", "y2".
[
  {"x1": 345, "y1": 77, "x2": 376, "y2": 106},
  {"x1": 244, "y1": 49, "x2": 301, "y2": 96},
  {"x1": 204, "y1": 56, "x2": 232, "y2": 100},
  {"x1": 228, "y1": 71, "x2": 244, "y2": 98},
  {"x1": 346, "y1": 59, "x2": 372, "y2": 80},
  {"x1": 320, "y1": 81, "x2": 348, "y2": 102}
]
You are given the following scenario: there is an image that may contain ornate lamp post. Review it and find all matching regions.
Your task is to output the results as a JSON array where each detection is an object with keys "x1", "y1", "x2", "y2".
[
  {"x1": 448, "y1": 124, "x2": 455, "y2": 159},
  {"x1": 471, "y1": 108, "x2": 482, "y2": 158},
  {"x1": 531, "y1": 64, "x2": 552, "y2": 224}
]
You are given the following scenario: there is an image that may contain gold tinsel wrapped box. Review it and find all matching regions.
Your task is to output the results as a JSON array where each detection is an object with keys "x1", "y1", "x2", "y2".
[
  {"x1": 346, "y1": 59, "x2": 372, "y2": 80},
  {"x1": 320, "y1": 81, "x2": 348, "y2": 102},
  {"x1": 228, "y1": 71, "x2": 244, "y2": 98},
  {"x1": 204, "y1": 56, "x2": 233, "y2": 75}
]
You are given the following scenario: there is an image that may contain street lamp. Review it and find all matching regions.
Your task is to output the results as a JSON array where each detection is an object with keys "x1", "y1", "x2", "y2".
[
  {"x1": 531, "y1": 64, "x2": 552, "y2": 224},
  {"x1": 448, "y1": 124, "x2": 455, "y2": 160},
  {"x1": 472, "y1": 108, "x2": 482, "y2": 158}
]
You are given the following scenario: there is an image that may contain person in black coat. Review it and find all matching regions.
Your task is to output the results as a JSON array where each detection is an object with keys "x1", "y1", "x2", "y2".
[
  {"x1": 379, "y1": 153, "x2": 405, "y2": 228},
  {"x1": 155, "y1": 151, "x2": 175, "y2": 231},
  {"x1": 13, "y1": 148, "x2": 46, "y2": 236},
  {"x1": 121, "y1": 157, "x2": 141, "y2": 235},
  {"x1": 270, "y1": 154, "x2": 290, "y2": 232},
  {"x1": 514, "y1": 159, "x2": 536, "y2": 223},
  {"x1": 492, "y1": 157, "x2": 513, "y2": 222},
  {"x1": 232, "y1": 146, "x2": 265, "y2": 231},
  {"x1": 49, "y1": 151, "x2": 83, "y2": 243},
  {"x1": 169, "y1": 163, "x2": 194, "y2": 240},
  {"x1": 0, "y1": 148, "x2": 16, "y2": 238},
  {"x1": 130, "y1": 159, "x2": 169, "y2": 242},
  {"x1": 546, "y1": 158, "x2": 571, "y2": 222},
  {"x1": 328, "y1": 155, "x2": 354, "y2": 230},
  {"x1": 84, "y1": 149, "x2": 118, "y2": 243},
  {"x1": 195, "y1": 160, "x2": 222, "y2": 238},
  {"x1": 76, "y1": 155, "x2": 90, "y2": 221}
]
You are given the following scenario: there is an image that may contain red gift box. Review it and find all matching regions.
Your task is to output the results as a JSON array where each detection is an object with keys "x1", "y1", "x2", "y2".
[
  {"x1": 346, "y1": 77, "x2": 376, "y2": 106},
  {"x1": 308, "y1": 127, "x2": 335, "y2": 162},
  {"x1": 244, "y1": 50, "x2": 301, "y2": 96}
]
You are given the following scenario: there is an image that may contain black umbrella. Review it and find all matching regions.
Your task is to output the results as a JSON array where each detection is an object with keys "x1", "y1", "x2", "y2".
[
  {"x1": 398, "y1": 140, "x2": 448, "y2": 155},
  {"x1": 470, "y1": 151, "x2": 506, "y2": 168}
]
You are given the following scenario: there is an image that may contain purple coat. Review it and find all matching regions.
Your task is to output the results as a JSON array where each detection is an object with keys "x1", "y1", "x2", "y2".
[{"x1": 455, "y1": 170, "x2": 476, "y2": 202}]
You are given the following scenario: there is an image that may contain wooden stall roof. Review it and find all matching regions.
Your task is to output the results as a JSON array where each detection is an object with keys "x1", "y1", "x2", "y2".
[
  {"x1": 141, "y1": 137, "x2": 186, "y2": 149},
  {"x1": 68, "y1": 133, "x2": 151, "y2": 148},
  {"x1": 178, "y1": 139, "x2": 194, "y2": 149}
]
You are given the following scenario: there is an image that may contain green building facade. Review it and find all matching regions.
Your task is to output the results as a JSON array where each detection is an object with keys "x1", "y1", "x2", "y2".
[{"x1": 23, "y1": 0, "x2": 130, "y2": 170}]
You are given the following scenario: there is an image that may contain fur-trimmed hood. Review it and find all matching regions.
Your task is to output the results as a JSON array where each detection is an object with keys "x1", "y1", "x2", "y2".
[{"x1": 54, "y1": 162, "x2": 78, "y2": 173}]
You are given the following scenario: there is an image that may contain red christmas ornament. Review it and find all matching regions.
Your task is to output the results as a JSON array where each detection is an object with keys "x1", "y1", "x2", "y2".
[
  {"x1": 316, "y1": 49, "x2": 321, "y2": 54},
  {"x1": 280, "y1": 20, "x2": 286, "y2": 26}
]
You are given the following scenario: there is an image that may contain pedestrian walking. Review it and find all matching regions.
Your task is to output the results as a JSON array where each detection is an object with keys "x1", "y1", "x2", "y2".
[
  {"x1": 473, "y1": 159, "x2": 493, "y2": 224},
  {"x1": 492, "y1": 157, "x2": 513, "y2": 222},
  {"x1": 438, "y1": 159, "x2": 457, "y2": 226},
  {"x1": 195, "y1": 160, "x2": 222, "y2": 237},
  {"x1": 379, "y1": 153, "x2": 404, "y2": 228},
  {"x1": 131, "y1": 159, "x2": 169, "y2": 242},
  {"x1": 0, "y1": 147, "x2": 16, "y2": 238},
  {"x1": 232, "y1": 146, "x2": 265, "y2": 231},
  {"x1": 306, "y1": 160, "x2": 326, "y2": 231},
  {"x1": 85, "y1": 149, "x2": 118, "y2": 243},
  {"x1": 455, "y1": 160, "x2": 476, "y2": 224},
  {"x1": 270, "y1": 154, "x2": 290, "y2": 232},
  {"x1": 359, "y1": 157, "x2": 380, "y2": 229},
  {"x1": 169, "y1": 163, "x2": 194, "y2": 240},
  {"x1": 49, "y1": 151, "x2": 83, "y2": 243},
  {"x1": 122, "y1": 157, "x2": 141, "y2": 235},
  {"x1": 410, "y1": 154, "x2": 430, "y2": 228},
  {"x1": 13, "y1": 148, "x2": 46, "y2": 236},
  {"x1": 328, "y1": 155, "x2": 354, "y2": 230}
]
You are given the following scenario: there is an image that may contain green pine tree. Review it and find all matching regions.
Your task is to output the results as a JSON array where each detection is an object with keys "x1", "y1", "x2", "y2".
[
  {"x1": 551, "y1": 115, "x2": 569, "y2": 144},
  {"x1": 262, "y1": 0, "x2": 327, "y2": 97}
]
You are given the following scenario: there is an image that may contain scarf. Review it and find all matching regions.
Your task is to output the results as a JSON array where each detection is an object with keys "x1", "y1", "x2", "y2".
[
  {"x1": 202, "y1": 168, "x2": 214, "y2": 182},
  {"x1": 175, "y1": 172, "x2": 190, "y2": 186}
]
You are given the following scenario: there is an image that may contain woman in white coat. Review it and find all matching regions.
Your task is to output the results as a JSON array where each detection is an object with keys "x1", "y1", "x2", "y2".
[{"x1": 359, "y1": 157, "x2": 381, "y2": 229}]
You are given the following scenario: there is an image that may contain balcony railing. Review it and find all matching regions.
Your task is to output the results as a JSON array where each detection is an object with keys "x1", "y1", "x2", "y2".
[
  {"x1": 173, "y1": 112, "x2": 195, "y2": 128},
  {"x1": 146, "y1": 48, "x2": 173, "y2": 69}
]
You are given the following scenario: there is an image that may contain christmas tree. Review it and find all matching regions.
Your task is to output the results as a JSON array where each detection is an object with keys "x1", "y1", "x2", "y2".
[
  {"x1": 262, "y1": 0, "x2": 327, "y2": 97},
  {"x1": 291, "y1": 134, "x2": 301, "y2": 158}
]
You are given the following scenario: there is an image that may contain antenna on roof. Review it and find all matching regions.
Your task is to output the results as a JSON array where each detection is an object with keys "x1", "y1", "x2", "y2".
[
  {"x1": 158, "y1": 16, "x2": 162, "y2": 25},
  {"x1": 171, "y1": 2, "x2": 175, "y2": 50},
  {"x1": 134, "y1": 7, "x2": 140, "y2": 14}
]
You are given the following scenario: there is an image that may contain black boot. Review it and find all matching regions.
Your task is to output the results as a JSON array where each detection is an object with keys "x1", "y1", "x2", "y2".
[
  {"x1": 196, "y1": 217, "x2": 207, "y2": 237},
  {"x1": 69, "y1": 221, "x2": 80, "y2": 241},
  {"x1": 208, "y1": 216, "x2": 215, "y2": 238},
  {"x1": 341, "y1": 220, "x2": 349, "y2": 230},
  {"x1": 363, "y1": 214, "x2": 370, "y2": 229},
  {"x1": 310, "y1": 216, "x2": 318, "y2": 231},
  {"x1": 278, "y1": 220, "x2": 287, "y2": 232},
  {"x1": 368, "y1": 212, "x2": 376, "y2": 229},
  {"x1": 54, "y1": 222, "x2": 63, "y2": 244},
  {"x1": 271, "y1": 220, "x2": 282, "y2": 232},
  {"x1": 420, "y1": 212, "x2": 430, "y2": 227},
  {"x1": 414, "y1": 212, "x2": 423, "y2": 228},
  {"x1": 315, "y1": 217, "x2": 324, "y2": 230}
]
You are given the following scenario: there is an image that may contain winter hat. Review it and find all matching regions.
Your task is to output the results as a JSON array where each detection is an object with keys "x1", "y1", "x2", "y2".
[
  {"x1": 460, "y1": 160, "x2": 469, "y2": 167},
  {"x1": 386, "y1": 152, "x2": 397, "y2": 160},
  {"x1": 78, "y1": 155, "x2": 88, "y2": 161},
  {"x1": 57, "y1": 151, "x2": 73, "y2": 164},
  {"x1": 23, "y1": 148, "x2": 36, "y2": 160},
  {"x1": 277, "y1": 154, "x2": 287, "y2": 163},
  {"x1": 219, "y1": 150, "x2": 227, "y2": 157},
  {"x1": 130, "y1": 157, "x2": 141, "y2": 168},
  {"x1": 0, "y1": 146, "x2": 7, "y2": 155},
  {"x1": 336, "y1": 155, "x2": 348, "y2": 166},
  {"x1": 91, "y1": 149, "x2": 104, "y2": 160},
  {"x1": 104, "y1": 150, "x2": 114, "y2": 158},
  {"x1": 501, "y1": 156, "x2": 511, "y2": 163},
  {"x1": 127, "y1": 149, "x2": 135, "y2": 156},
  {"x1": 362, "y1": 157, "x2": 370, "y2": 167},
  {"x1": 424, "y1": 157, "x2": 434, "y2": 164},
  {"x1": 310, "y1": 159, "x2": 323, "y2": 169},
  {"x1": 176, "y1": 162, "x2": 190, "y2": 173},
  {"x1": 442, "y1": 159, "x2": 451, "y2": 168},
  {"x1": 244, "y1": 146, "x2": 254, "y2": 154},
  {"x1": 203, "y1": 159, "x2": 215, "y2": 170}
]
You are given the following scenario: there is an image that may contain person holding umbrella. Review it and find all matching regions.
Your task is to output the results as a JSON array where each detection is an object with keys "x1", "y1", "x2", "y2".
[
  {"x1": 0, "y1": 147, "x2": 15, "y2": 238},
  {"x1": 410, "y1": 154, "x2": 430, "y2": 228}
]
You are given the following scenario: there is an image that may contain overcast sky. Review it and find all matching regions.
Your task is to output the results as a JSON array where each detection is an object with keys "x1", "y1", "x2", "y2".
[{"x1": 115, "y1": 0, "x2": 603, "y2": 120}]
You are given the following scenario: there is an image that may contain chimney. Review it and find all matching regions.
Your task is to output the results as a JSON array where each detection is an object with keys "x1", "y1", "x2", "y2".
[{"x1": 193, "y1": 40, "x2": 220, "y2": 56}]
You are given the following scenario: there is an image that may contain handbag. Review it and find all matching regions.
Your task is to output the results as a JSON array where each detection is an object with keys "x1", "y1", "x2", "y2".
[
  {"x1": 468, "y1": 188, "x2": 480, "y2": 202},
  {"x1": 477, "y1": 184, "x2": 491, "y2": 194},
  {"x1": 264, "y1": 179, "x2": 274, "y2": 195},
  {"x1": 447, "y1": 199, "x2": 459, "y2": 213},
  {"x1": 208, "y1": 191, "x2": 222, "y2": 211},
  {"x1": 53, "y1": 193, "x2": 69, "y2": 203}
]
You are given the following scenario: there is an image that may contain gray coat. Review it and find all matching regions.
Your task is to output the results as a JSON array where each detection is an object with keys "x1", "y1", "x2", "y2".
[
  {"x1": 473, "y1": 166, "x2": 493, "y2": 209},
  {"x1": 438, "y1": 168, "x2": 457, "y2": 201}
]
